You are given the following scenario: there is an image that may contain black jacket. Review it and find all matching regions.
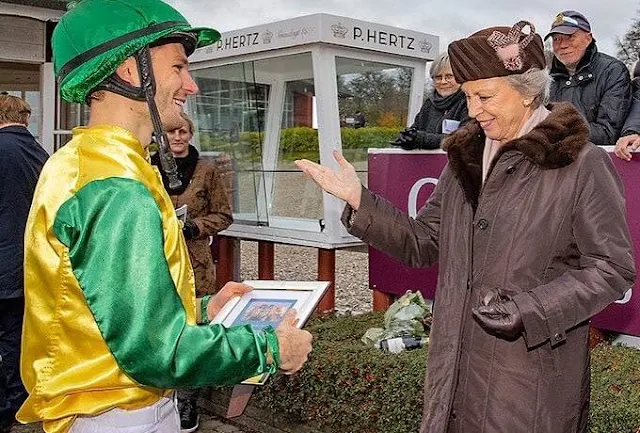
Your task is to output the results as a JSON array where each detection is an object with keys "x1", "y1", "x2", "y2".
[
  {"x1": 549, "y1": 41, "x2": 632, "y2": 145},
  {"x1": 409, "y1": 89, "x2": 468, "y2": 149},
  {"x1": 0, "y1": 125, "x2": 48, "y2": 299},
  {"x1": 622, "y1": 78, "x2": 640, "y2": 136}
]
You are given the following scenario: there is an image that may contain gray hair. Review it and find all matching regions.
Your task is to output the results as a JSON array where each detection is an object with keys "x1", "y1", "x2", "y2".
[
  {"x1": 429, "y1": 53, "x2": 451, "y2": 79},
  {"x1": 505, "y1": 68, "x2": 551, "y2": 108}
]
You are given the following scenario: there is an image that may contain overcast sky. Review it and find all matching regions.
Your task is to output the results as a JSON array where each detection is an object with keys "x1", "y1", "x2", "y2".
[{"x1": 167, "y1": 0, "x2": 639, "y2": 59}]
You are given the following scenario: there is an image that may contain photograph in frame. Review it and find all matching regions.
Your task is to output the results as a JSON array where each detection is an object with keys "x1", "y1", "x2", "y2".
[{"x1": 211, "y1": 280, "x2": 330, "y2": 385}]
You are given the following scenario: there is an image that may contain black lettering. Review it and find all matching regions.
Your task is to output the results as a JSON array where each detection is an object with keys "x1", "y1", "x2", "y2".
[
  {"x1": 216, "y1": 40, "x2": 224, "y2": 50},
  {"x1": 407, "y1": 36, "x2": 415, "y2": 50},
  {"x1": 252, "y1": 32, "x2": 259, "y2": 45},
  {"x1": 239, "y1": 35, "x2": 246, "y2": 47},
  {"x1": 398, "y1": 35, "x2": 406, "y2": 48},
  {"x1": 354, "y1": 26, "x2": 362, "y2": 40},
  {"x1": 232, "y1": 36, "x2": 239, "y2": 49},
  {"x1": 389, "y1": 33, "x2": 398, "y2": 47},
  {"x1": 379, "y1": 31, "x2": 387, "y2": 45},
  {"x1": 224, "y1": 38, "x2": 232, "y2": 49},
  {"x1": 367, "y1": 29, "x2": 376, "y2": 43}
]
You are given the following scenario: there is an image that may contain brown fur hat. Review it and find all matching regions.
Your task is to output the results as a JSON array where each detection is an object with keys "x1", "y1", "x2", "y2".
[{"x1": 448, "y1": 20, "x2": 546, "y2": 83}]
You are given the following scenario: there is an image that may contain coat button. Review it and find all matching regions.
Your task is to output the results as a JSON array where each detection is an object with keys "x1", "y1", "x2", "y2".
[
  {"x1": 553, "y1": 333, "x2": 563, "y2": 341},
  {"x1": 578, "y1": 75, "x2": 584, "y2": 80},
  {"x1": 476, "y1": 218, "x2": 489, "y2": 230},
  {"x1": 565, "y1": 80, "x2": 571, "y2": 85},
  {"x1": 506, "y1": 165, "x2": 516, "y2": 174}
]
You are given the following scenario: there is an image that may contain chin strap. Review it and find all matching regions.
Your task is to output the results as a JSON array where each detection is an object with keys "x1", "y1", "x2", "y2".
[{"x1": 92, "y1": 46, "x2": 182, "y2": 190}]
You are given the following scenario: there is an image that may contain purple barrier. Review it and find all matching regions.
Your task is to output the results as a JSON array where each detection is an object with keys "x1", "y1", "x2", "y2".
[{"x1": 368, "y1": 149, "x2": 640, "y2": 336}]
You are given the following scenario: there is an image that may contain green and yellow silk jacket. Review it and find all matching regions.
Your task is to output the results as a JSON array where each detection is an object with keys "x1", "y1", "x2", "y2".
[{"x1": 17, "y1": 126, "x2": 278, "y2": 433}]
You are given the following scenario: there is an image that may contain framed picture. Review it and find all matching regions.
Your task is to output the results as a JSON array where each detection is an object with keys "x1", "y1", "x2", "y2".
[{"x1": 211, "y1": 280, "x2": 330, "y2": 385}]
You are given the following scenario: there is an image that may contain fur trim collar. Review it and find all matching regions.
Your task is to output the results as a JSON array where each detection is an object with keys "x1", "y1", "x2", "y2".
[{"x1": 442, "y1": 101, "x2": 589, "y2": 209}]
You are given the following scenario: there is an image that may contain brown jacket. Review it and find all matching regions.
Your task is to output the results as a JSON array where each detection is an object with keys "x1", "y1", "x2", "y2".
[
  {"x1": 167, "y1": 158, "x2": 232, "y2": 296},
  {"x1": 345, "y1": 102, "x2": 635, "y2": 433}
]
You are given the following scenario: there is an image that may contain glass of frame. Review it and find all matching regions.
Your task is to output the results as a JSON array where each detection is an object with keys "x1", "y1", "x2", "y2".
[{"x1": 211, "y1": 280, "x2": 330, "y2": 385}]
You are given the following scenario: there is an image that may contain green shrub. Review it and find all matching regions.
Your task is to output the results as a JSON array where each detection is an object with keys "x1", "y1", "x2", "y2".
[
  {"x1": 247, "y1": 313, "x2": 640, "y2": 433},
  {"x1": 200, "y1": 127, "x2": 403, "y2": 162},
  {"x1": 253, "y1": 312, "x2": 426, "y2": 433}
]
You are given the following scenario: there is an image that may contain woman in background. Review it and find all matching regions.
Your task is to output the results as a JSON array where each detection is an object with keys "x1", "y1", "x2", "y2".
[
  {"x1": 394, "y1": 52, "x2": 468, "y2": 150},
  {"x1": 152, "y1": 112, "x2": 233, "y2": 433}
]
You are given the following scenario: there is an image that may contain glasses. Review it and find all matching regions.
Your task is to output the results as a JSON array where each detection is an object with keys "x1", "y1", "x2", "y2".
[{"x1": 434, "y1": 74, "x2": 455, "y2": 82}]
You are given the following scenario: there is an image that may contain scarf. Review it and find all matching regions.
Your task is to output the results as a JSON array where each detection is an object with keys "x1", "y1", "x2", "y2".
[
  {"x1": 482, "y1": 105, "x2": 550, "y2": 182},
  {"x1": 150, "y1": 144, "x2": 199, "y2": 195}
]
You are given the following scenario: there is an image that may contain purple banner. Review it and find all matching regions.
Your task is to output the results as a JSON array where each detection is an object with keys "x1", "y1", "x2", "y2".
[{"x1": 368, "y1": 149, "x2": 640, "y2": 336}]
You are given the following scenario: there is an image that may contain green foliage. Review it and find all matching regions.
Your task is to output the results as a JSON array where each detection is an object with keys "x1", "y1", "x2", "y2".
[
  {"x1": 253, "y1": 312, "x2": 426, "y2": 433},
  {"x1": 246, "y1": 313, "x2": 640, "y2": 433},
  {"x1": 199, "y1": 127, "x2": 402, "y2": 162}
]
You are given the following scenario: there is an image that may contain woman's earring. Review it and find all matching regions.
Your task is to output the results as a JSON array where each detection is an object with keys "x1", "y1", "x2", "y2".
[{"x1": 523, "y1": 99, "x2": 533, "y2": 107}]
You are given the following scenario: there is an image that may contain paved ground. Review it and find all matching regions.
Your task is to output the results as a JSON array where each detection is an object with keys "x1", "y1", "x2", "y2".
[{"x1": 8, "y1": 412, "x2": 254, "y2": 433}]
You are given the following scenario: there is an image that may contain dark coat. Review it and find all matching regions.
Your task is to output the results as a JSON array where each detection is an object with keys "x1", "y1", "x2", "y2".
[
  {"x1": 0, "y1": 126, "x2": 48, "y2": 299},
  {"x1": 409, "y1": 89, "x2": 468, "y2": 149},
  {"x1": 152, "y1": 149, "x2": 232, "y2": 296},
  {"x1": 549, "y1": 41, "x2": 632, "y2": 145},
  {"x1": 344, "y1": 102, "x2": 635, "y2": 433},
  {"x1": 621, "y1": 78, "x2": 640, "y2": 136}
]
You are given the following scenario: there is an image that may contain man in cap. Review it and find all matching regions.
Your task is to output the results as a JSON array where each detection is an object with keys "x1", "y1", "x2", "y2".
[
  {"x1": 547, "y1": 10, "x2": 632, "y2": 145},
  {"x1": 16, "y1": 1, "x2": 312, "y2": 432}
]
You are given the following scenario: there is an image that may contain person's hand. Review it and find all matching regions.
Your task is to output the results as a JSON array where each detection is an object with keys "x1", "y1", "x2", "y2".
[
  {"x1": 614, "y1": 134, "x2": 640, "y2": 161},
  {"x1": 294, "y1": 151, "x2": 362, "y2": 210},
  {"x1": 182, "y1": 217, "x2": 200, "y2": 240},
  {"x1": 472, "y1": 290, "x2": 523, "y2": 340},
  {"x1": 207, "y1": 282, "x2": 252, "y2": 320},
  {"x1": 392, "y1": 127, "x2": 418, "y2": 150},
  {"x1": 274, "y1": 310, "x2": 313, "y2": 374}
]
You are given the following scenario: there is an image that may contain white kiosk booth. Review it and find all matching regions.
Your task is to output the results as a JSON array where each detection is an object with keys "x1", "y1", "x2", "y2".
[{"x1": 188, "y1": 14, "x2": 438, "y2": 312}]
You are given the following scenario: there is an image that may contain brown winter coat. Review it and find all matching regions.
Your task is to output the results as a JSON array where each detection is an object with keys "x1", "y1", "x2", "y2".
[
  {"x1": 345, "y1": 102, "x2": 635, "y2": 433},
  {"x1": 167, "y1": 158, "x2": 232, "y2": 296}
]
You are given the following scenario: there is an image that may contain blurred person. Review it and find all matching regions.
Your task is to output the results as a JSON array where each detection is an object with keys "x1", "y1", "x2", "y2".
[
  {"x1": 0, "y1": 94, "x2": 48, "y2": 433},
  {"x1": 614, "y1": 59, "x2": 640, "y2": 160},
  {"x1": 17, "y1": 1, "x2": 312, "y2": 432},
  {"x1": 296, "y1": 20, "x2": 634, "y2": 433},
  {"x1": 393, "y1": 52, "x2": 468, "y2": 150},
  {"x1": 152, "y1": 111, "x2": 233, "y2": 432},
  {"x1": 547, "y1": 10, "x2": 631, "y2": 145}
]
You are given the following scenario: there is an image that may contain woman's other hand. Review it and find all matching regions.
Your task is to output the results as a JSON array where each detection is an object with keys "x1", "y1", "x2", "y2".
[{"x1": 294, "y1": 151, "x2": 362, "y2": 210}]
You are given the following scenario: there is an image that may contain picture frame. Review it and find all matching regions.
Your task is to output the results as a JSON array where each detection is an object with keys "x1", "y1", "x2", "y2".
[{"x1": 211, "y1": 280, "x2": 330, "y2": 385}]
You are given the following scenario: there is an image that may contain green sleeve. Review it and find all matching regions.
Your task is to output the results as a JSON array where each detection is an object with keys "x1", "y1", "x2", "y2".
[{"x1": 53, "y1": 177, "x2": 278, "y2": 388}]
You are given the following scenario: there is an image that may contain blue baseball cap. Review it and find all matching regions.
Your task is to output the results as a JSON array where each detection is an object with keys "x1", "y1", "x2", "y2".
[{"x1": 545, "y1": 11, "x2": 591, "y2": 40}]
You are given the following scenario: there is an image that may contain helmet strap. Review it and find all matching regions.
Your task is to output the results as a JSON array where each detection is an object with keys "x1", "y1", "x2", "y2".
[
  {"x1": 93, "y1": 46, "x2": 182, "y2": 189},
  {"x1": 135, "y1": 46, "x2": 182, "y2": 190}
]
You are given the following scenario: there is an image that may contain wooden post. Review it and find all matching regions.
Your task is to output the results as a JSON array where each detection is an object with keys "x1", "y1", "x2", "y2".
[
  {"x1": 372, "y1": 287, "x2": 394, "y2": 311},
  {"x1": 216, "y1": 236, "x2": 235, "y2": 287},
  {"x1": 317, "y1": 248, "x2": 335, "y2": 315},
  {"x1": 258, "y1": 241, "x2": 275, "y2": 279}
]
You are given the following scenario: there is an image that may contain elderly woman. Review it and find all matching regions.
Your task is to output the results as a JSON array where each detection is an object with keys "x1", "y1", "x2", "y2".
[
  {"x1": 296, "y1": 21, "x2": 635, "y2": 433},
  {"x1": 394, "y1": 52, "x2": 468, "y2": 150}
]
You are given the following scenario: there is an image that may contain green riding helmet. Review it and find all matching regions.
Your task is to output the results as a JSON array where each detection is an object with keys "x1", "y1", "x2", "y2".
[{"x1": 52, "y1": 0, "x2": 220, "y2": 103}]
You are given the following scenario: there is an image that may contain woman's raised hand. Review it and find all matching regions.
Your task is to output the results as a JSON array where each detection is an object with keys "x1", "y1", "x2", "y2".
[{"x1": 294, "y1": 151, "x2": 362, "y2": 210}]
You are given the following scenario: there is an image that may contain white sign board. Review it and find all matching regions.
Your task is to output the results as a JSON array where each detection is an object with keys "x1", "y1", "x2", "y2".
[{"x1": 191, "y1": 13, "x2": 439, "y2": 62}]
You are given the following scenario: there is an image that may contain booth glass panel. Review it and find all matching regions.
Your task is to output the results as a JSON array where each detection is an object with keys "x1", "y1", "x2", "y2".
[
  {"x1": 335, "y1": 56, "x2": 413, "y2": 184},
  {"x1": 268, "y1": 53, "x2": 323, "y2": 231},
  {"x1": 190, "y1": 62, "x2": 269, "y2": 226}
]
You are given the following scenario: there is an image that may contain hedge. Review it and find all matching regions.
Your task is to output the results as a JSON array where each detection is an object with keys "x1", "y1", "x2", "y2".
[
  {"x1": 243, "y1": 312, "x2": 640, "y2": 433},
  {"x1": 199, "y1": 127, "x2": 403, "y2": 161}
]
